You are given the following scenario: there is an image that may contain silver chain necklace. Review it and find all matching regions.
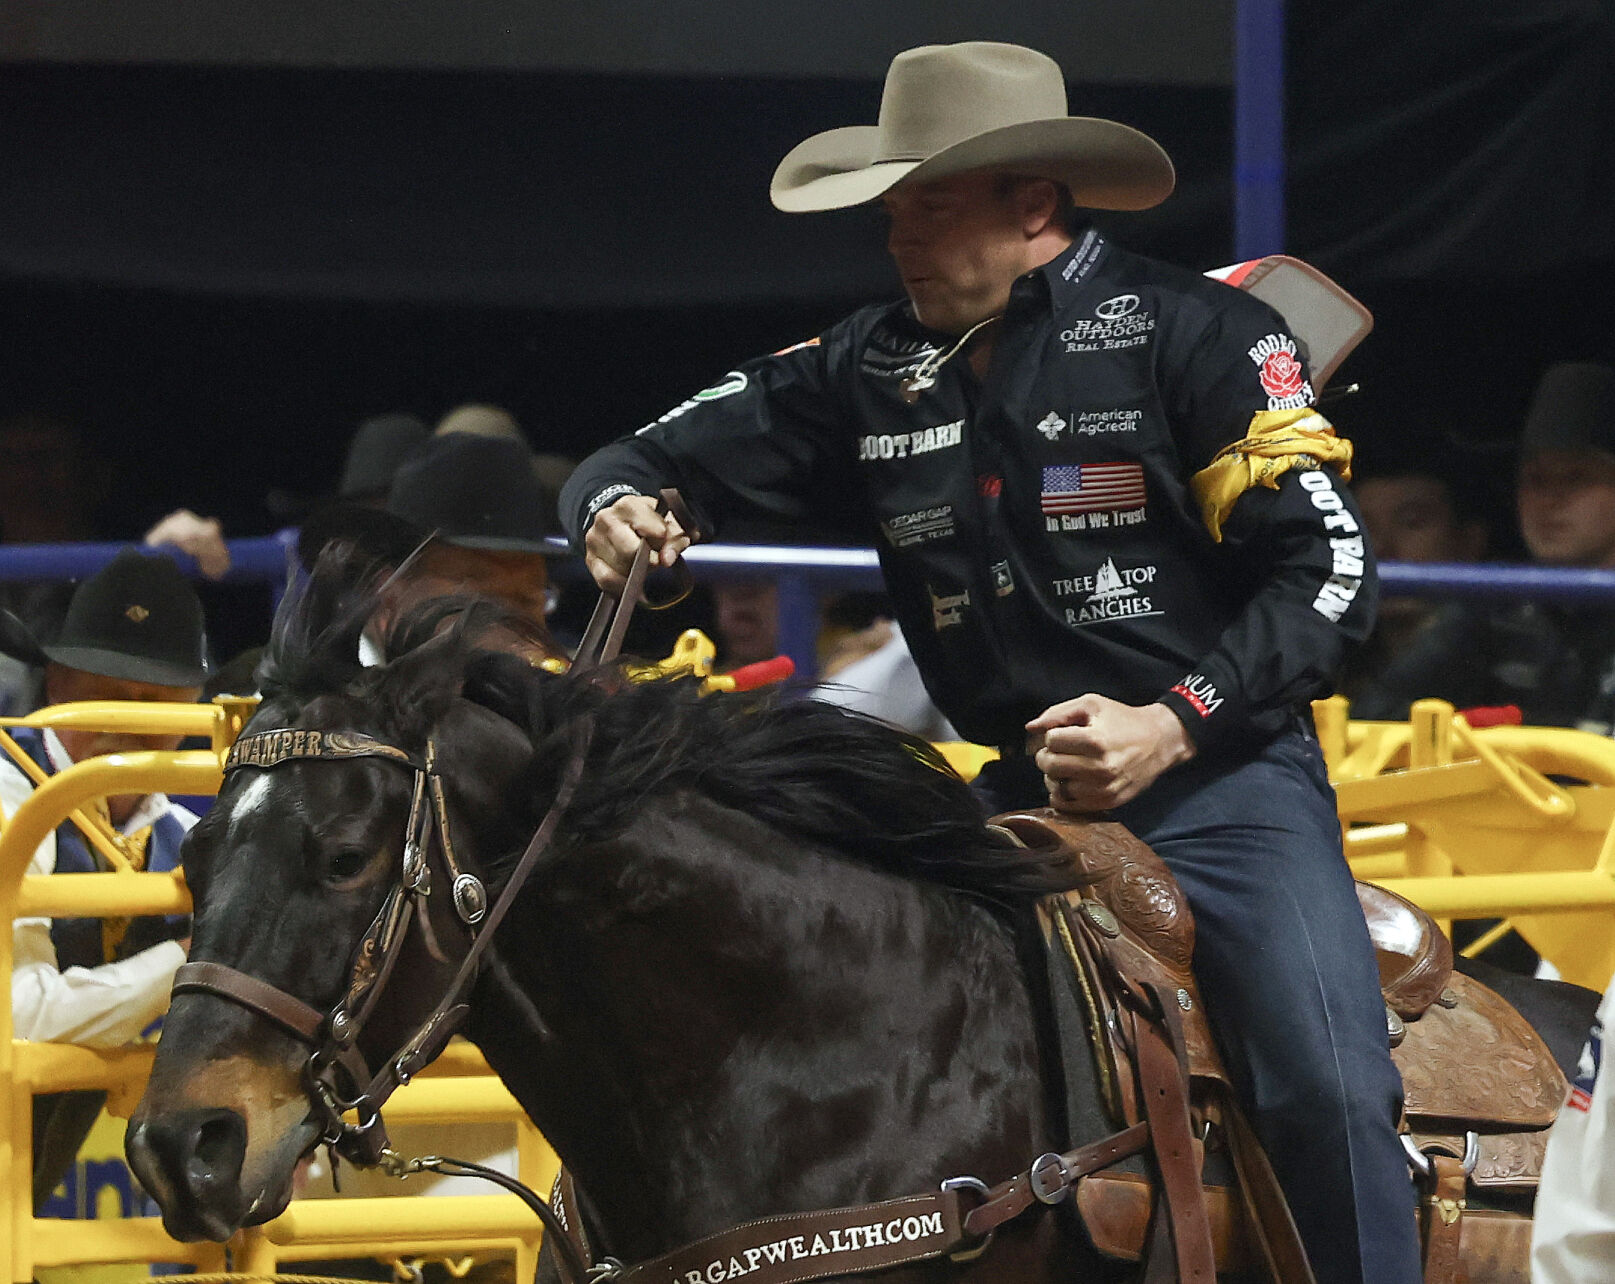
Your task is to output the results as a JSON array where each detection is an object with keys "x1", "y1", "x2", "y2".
[{"x1": 899, "y1": 314, "x2": 1002, "y2": 404}]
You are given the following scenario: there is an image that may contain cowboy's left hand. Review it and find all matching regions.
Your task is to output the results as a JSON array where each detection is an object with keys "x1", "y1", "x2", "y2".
[{"x1": 1027, "y1": 695, "x2": 1195, "y2": 814}]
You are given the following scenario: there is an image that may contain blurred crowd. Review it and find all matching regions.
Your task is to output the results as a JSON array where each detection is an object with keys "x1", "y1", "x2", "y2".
[{"x1": 1344, "y1": 360, "x2": 1615, "y2": 732}]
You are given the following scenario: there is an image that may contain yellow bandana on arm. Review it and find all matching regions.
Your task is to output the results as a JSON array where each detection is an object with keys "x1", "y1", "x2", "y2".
[{"x1": 1190, "y1": 408, "x2": 1354, "y2": 542}]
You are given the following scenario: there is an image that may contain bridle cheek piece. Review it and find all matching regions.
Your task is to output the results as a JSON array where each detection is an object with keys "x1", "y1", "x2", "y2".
[{"x1": 170, "y1": 724, "x2": 590, "y2": 1168}]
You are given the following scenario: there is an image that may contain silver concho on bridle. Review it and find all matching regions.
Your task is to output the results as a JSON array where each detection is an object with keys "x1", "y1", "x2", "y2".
[{"x1": 453, "y1": 872, "x2": 488, "y2": 924}]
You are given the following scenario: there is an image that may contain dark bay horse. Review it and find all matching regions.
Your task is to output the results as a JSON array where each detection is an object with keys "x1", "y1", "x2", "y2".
[{"x1": 126, "y1": 564, "x2": 1121, "y2": 1281}]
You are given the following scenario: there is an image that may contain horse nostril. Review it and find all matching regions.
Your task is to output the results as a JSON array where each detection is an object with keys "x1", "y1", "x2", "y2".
[
  {"x1": 135, "y1": 1107, "x2": 247, "y2": 1195},
  {"x1": 190, "y1": 1112, "x2": 247, "y2": 1186},
  {"x1": 126, "y1": 1107, "x2": 251, "y2": 1241}
]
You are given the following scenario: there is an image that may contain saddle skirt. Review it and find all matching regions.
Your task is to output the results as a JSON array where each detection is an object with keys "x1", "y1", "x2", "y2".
[{"x1": 993, "y1": 809, "x2": 1564, "y2": 1279}]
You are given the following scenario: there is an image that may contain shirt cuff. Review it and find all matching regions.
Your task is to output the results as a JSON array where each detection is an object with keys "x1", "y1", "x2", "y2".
[
  {"x1": 575, "y1": 483, "x2": 647, "y2": 549},
  {"x1": 1157, "y1": 667, "x2": 1241, "y2": 749}
]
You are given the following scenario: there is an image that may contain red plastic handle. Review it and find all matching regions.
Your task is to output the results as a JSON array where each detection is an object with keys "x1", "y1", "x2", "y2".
[
  {"x1": 724, "y1": 655, "x2": 796, "y2": 691},
  {"x1": 1458, "y1": 705, "x2": 1523, "y2": 728}
]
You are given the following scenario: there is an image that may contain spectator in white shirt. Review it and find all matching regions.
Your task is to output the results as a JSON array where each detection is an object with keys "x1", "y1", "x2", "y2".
[
  {"x1": 0, "y1": 549, "x2": 207, "y2": 1207},
  {"x1": 1535, "y1": 974, "x2": 1615, "y2": 1281}
]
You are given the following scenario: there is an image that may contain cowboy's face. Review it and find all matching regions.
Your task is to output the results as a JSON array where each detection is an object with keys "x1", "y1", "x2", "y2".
[
  {"x1": 403, "y1": 544, "x2": 553, "y2": 624},
  {"x1": 371, "y1": 544, "x2": 560, "y2": 661},
  {"x1": 1518, "y1": 447, "x2": 1615, "y2": 568},
  {"x1": 883, "y1": 171, "x2": 1064, "y2": 335},
  {"x1": 44, "y1": 665, "x2": 201, "y2": 762}
]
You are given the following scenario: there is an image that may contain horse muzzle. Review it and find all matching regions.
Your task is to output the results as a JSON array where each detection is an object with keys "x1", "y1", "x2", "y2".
[
  {"x1": 126, "y1": 1106, "x2": 258, "y2": 1241},
  {"x1": 126, "y1": 1100, "x2": 316, "y2": 1241}
]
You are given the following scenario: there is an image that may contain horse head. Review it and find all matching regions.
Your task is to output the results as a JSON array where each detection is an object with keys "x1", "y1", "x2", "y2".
[{"x1": 126, "y1": 562, "x2": 537, "y2": 1241}]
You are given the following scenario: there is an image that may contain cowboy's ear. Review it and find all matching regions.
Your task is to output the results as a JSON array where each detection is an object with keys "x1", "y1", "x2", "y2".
[{"x1": 1013, "y1": 177, "x2": 1062, "y2": 238}]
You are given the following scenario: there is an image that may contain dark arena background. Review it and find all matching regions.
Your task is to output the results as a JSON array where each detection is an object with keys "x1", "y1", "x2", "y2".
[{"x1": 1, "y1": 2, "x2": 1612, "y2": 606}]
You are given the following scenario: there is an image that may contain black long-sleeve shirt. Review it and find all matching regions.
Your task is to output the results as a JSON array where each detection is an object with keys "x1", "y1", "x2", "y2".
[{"x1": 561, "y1": 231, "x2": 1377, "y2": 754}]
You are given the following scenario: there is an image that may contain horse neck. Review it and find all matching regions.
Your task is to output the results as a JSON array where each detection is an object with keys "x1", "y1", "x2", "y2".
[{"x1": 468, "y1": 789, "x2": 1057, "y2": 1263}]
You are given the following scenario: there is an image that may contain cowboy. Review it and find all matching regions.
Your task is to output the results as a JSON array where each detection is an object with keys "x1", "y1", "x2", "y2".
[
  {"x1": 299, "y1": 430, "x2": 569, "y2": 664},
  {"x1": 0, "y1": 549, "x2": 207, "y2": 1208},
  {"x1": 560, "y1": 41, "x2": 1415, "y2": 1283}
]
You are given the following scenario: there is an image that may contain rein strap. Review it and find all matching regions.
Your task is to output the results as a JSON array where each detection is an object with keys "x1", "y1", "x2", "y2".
[{"x1": 573, "y1": 488, "x2": 698, "y2": 671}]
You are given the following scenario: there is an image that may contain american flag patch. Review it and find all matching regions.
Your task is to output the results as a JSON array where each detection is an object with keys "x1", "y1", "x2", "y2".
[{"x1": 1040, "y1": 463, "x2": 1146, "y2": 516}]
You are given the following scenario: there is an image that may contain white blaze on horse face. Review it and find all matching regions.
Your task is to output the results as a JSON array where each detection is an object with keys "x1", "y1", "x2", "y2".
[{"x1": 233, "y1": 773, "x2": 276, "y2": 820}]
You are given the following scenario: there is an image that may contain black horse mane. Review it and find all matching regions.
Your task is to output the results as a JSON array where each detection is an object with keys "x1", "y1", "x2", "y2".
[{"x1": 258, "y1": 546, "x2": 1079, "y2": 902}]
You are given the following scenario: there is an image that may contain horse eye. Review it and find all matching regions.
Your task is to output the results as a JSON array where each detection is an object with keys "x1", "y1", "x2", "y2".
[{"x1": 326, "y1": 846, "x2": 373, "y2": 882}]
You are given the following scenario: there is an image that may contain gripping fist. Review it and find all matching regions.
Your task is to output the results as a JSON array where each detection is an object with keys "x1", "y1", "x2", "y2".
[
  {"x1": 1026, "y1": 694, "x2": 1195, "y2": 813},
  {"x1": 583, "y1": 494, "x2": 692, "y2": 594}
]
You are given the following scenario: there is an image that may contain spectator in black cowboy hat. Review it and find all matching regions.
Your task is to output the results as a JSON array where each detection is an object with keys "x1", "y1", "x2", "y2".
[
  {"x1": 338, "y1": 412, "x2": 432, "y2": 508},
  {"x1": 434, "y1": 402, "x2": 578, "y2": 523},
  {"x1": 0, "y1": 549, "x2": 207, "y2": 1208},
  {"x1": 298, "y1": 431, "x2": 568, "y2": 663},
  {"x1": 1469, "y1": 362, "x2": 1615, "y2": 733}
]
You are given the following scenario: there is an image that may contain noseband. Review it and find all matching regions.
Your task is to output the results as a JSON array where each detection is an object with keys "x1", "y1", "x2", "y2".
[{"x1": 171, "y1": 721, "x2": 592, "y2": 1169}]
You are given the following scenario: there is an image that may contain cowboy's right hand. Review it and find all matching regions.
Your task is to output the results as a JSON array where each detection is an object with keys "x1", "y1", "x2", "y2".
[{"x1": 584, "y1": 494, "x2": 690, "y2": 594}]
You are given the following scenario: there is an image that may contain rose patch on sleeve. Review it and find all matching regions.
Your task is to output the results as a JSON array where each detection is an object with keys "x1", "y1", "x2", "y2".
[{"x1": 1248, "y1": 333, "x2": 1315, "y2": 411}]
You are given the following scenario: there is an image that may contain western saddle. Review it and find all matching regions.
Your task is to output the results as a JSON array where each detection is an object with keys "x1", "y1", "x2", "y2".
[{"x1": 994, "y1": 809, "x2": 1563, "y2": 1284}]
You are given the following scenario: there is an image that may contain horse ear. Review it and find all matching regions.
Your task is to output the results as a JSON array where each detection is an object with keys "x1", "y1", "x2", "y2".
[
  {"x1": 380, "y1": 626, "x2": 470, "y2": 736},
  {"x1": 258, "y1": 542, "x2": 378, "y2": 696}
]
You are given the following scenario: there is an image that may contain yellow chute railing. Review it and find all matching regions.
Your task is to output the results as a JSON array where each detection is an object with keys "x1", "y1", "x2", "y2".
[
  {"x1": 1315, "y1": 696, "x2": 1615, "y2": 988},
  {"x1": 938, "y1": 698, "x2": 1615, "y2": 988},
  {"x1": 0, "y1": 697, "x2": 556, "y2": 1284}
]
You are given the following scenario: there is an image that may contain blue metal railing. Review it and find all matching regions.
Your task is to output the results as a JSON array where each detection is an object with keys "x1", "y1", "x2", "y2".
[
  {"x1": 0, "y1": 532, "x2": 299, "y2": 601},
  {"x1": 2, "y1": 537, "x2": 1613, "y2": 683}
]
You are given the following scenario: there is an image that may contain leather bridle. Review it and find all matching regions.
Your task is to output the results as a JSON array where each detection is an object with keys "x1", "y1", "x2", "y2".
[{"x1": 171, "y1": 719, "x2": 593, "y2": 1171}]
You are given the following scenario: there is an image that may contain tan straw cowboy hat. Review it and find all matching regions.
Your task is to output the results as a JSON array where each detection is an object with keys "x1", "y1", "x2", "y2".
[{"x1": 771, "y1": 42, "x2": 1176, "y2": 214}]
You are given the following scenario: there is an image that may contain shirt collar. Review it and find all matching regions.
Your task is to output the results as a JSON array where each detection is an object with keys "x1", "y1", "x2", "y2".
[
  {"x1": 1035, "y1": 227, "x2": 1110, "y2": 307},
  {"x1": 880, "y1": 225, "x2": 1110, "y2": 335},
  {"x1": 42, "y1": 727, "x2": 173, "y2": 832}
]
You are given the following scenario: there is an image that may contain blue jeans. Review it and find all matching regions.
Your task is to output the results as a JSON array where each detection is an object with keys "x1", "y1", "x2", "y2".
[{"x1": 977, "y1": 730, "x2": 1422, "y2": 1284}]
